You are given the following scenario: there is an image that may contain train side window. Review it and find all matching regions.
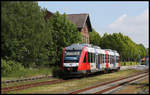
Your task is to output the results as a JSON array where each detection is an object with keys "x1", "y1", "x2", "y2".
[
  {"x1": 116, "y1": 56, "x2": 118, "y2": 63},
  {"x1": 90, "y1": 53, "x2": 91, "y2": 63},
  {"x1": 111, "y1": 55, "x2": 113, "y2": 63},
  {"x1": 108, "y1": 55, "x2": 109, "y2": 63},
  {"x1": 110, "y1": 55, "x2": 111, "y2": 63},
  {"x1": 100, "y1": 54, "x2": 102, "y2": 64},
  {"x1": 93, "y1": 53, "x2": 95, "y2": 63},
  {"x1": 92, "y1": 53, "x2": 93, "y2": 63},
  {"x1": 103, "y1": 54, "x2": 105, "y2": 63},
  {"x1": 117, "y1": 56, "x2": 119, "y2": 63},
  {"x1": 117, "y1": 56, "x2": 118, "y2": 63},
  {"x1": 98, "y1": 54, "x2": 100, "y2": 64},
  {"x1": 105, "y1": 54, "x2": 108, "y2": 63},
  {"x1": 93, "y1": 53, "x2": 94, "y2": 63},
  {"x1": 112, "y1": 55, "x2": 114, "y2": 63},
  {"x1": 88, "y1": 52, "x2": 90, "y2": 63},
  {"x1": 114, "y1": 56, "x2": 116, "y2": 63},
  {"x1": 83, "y1": 53, "x2": 86, "y2": 63},
  {"x1": 110, "y1": 55, "x2": 112, "y2": 63},
  {"x1": 109, "y1": 55, "x2": 111, "y2": 64},
  {"x1": 102, "y1": 54, "x2": 103, "y2": 63},
  {"x1": 91, "y1": 53, "x2": 93, "y2": 63},
  {"x1": 90, "y1": 53, "x2": 93, "y2": 63}
]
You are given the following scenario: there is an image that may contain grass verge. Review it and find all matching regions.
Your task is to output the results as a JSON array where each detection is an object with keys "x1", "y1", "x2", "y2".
[
  {"x1": 2, "y1": 67, "x2": 53, "y2": 81},
  {"x1": 7, "y1": 69, "x2": 143, "y2": 94}
]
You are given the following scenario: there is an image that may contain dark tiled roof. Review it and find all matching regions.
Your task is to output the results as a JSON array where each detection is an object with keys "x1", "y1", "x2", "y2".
[
  {"x1": 66, "y1": 13, "x2": 92, "y2": 32},
  {"x1": 44, "y1": 10, "x2": 53, "y2": 20},
  {"x1": 66, "y1": 14, "x2": 88, "y2": 28},
  {"x1": 45, "y1": 11, "x2": 92, "y2": 32}
]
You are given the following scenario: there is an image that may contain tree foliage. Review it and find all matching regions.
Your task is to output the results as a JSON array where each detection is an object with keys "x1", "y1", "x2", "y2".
[
  {"x1": 1, "y1": 1, "x2": 147, "y2": 71},
  {"x1": 100, "y1": 32, "x2": 146, "y2": 61},
  {"x1": 1, "y1": 1, "x2": 82, "y2": 68},
  {"x1": 89, "y1": 29, "x2": 101, "y2": 46},
  {"x1": 47, "y1": 11, "x2": 82, "y2": 65}
]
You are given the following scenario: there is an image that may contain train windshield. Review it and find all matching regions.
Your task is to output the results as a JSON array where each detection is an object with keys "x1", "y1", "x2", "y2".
[{"x1": 64, "y1": 50, "x2": 81, "y2": 63}]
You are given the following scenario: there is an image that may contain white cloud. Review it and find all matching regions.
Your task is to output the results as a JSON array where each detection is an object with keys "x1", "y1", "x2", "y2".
[
  {"x1": 108, "y1": 8, "x2": 149, "y2": 48},
  {"x1": 109, "y1": 14, "x2": 127, "y2": 29}
]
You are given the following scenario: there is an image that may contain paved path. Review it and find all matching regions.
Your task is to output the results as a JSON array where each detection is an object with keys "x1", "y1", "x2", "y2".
[{"x1": 120, "y1": 65, "x2": 149, "y2": 70}]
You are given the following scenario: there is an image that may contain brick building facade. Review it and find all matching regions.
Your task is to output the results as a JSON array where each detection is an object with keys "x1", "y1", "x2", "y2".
[{"x1": 66, "y1": 14, "x2": 92, "y2": 44}]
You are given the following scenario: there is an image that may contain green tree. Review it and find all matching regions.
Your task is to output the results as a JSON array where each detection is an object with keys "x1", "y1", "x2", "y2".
[
  {"x1": 89, "y1": 29, "x2": 101, "y2": 46},
  {"x1": 1, "y1": 1, "x2": 54, "y2": 67},
  {"x1": 47, "y1": 11, "x2": 82, "y2": 65},
  {"x1": 100, "y1": 32, "x2": 146, "y2": 62}
]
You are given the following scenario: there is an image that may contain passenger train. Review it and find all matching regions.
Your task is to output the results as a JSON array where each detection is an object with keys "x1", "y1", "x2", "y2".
[{"x1": 61, "y1": 44, "x2": 120, "y2": 77}]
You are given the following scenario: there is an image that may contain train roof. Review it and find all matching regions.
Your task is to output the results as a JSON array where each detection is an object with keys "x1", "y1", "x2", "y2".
[
  {"x1": 65, "y1": 43, "x2": 101, "y2": 50},
  {"x1": 65, "y1": 44, "x2": 119, "y2": 56},
  {"x1": 65, "y1": 43, "x2": 84, "y2": 50}
]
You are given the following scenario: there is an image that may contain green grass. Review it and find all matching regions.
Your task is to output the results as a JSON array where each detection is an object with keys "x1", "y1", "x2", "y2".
[
  {"x1": 8, "y1": 69, "x2": 143, "y2": 94},
  {"x1": 2, "y1": 67, "x2": 53, "y2": 81}
]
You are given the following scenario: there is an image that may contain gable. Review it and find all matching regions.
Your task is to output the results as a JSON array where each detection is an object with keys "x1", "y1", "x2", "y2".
[
  {"x1": 44, "y1": 11, "x2": 92, "y2": 32},
  {"x1": 66, "y1": 14, "x2": 92, "y2": 32}
]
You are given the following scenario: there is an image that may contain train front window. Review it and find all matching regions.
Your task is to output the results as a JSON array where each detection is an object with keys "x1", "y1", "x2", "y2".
[{"x1": 64, "y1": 50, "x2": 81, "y2": 63}]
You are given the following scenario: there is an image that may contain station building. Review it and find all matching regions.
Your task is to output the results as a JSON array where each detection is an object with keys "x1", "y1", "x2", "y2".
[{"x1": 44, "y1": 10, "x2": 92, "y2": 44}]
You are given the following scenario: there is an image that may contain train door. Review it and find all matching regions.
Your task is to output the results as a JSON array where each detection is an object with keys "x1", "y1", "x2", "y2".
[
  {"x1": 114, "y1": 54, "x2": 117, "y2": 68},
  {"x1": 94, "y1": 48, "x2": 99, "y2": 70},
  {"x1": 103, "y1": 54, "x2": 105, "y2": 69},
  {"x1": 89, "y1": 52, "x2": 96, "y2": 72},
  {"x1": 99, "y1": 54, "x2": 103, "y2": 70},
  {"x1": 112, "y1": 55, "x2": 115, "y2": 69}
]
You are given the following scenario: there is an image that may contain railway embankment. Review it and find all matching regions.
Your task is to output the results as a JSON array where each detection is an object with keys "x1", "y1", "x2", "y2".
[{"x1": 4, "y1": 68, "x2": 148, "y2": 94}]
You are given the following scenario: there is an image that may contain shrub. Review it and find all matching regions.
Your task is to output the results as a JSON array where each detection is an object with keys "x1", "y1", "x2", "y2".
[
  {"x1": 1, "y1": 59, "x2": 12, "y2": 76},
  {"x1": 1, "y1": 59, "x2": 25, "y2": 77},
  {"x1": 52, "y1": 66, "x2": 65, "y2": 78}
]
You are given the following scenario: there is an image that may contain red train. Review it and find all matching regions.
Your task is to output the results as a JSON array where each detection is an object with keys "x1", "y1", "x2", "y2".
[{"x1": 61, "y1": 44, "x2": 120, "y2": 76}]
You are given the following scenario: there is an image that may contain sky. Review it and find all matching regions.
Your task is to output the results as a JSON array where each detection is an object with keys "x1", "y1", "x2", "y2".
[{"x1": 38, "y1": 1, "x2": 149, "y2": 48}]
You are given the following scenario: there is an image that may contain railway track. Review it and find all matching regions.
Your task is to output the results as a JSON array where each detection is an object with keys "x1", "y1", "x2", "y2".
[
  {"x1": 2, "y1": 65, "x2": 147, "y2": 84},
  {"x1": 2, "y1": 75, "x2": 53, "y2": 84},
  {"x1": 1, "y1": 78, "x2": 78, "y2": 94},
  {"x1": 2, "y1": 70, "x2": 148, "y2": 94},
  {"x1": 70, "y1": 71, "x2": 149, "y2": 94}
]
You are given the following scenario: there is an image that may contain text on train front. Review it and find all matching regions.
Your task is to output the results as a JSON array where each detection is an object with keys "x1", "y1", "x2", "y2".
[{"x1": 64, "y1": 50, "x2": 81, "y2": 67}]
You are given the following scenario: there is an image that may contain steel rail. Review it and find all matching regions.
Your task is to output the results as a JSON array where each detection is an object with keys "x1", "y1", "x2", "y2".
[
  {"x1": 94, "y1": 74, "x2": 149, "y2": 94},
  {"x1": 70, "y1": 71, "x2": 148, "y2": 94},
  {"x1": 2, "y1": 75, "x2": 53, "y2": 84},
  {"x1": 1, "y1": 78, "x2": 78, "y2": 94}
]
